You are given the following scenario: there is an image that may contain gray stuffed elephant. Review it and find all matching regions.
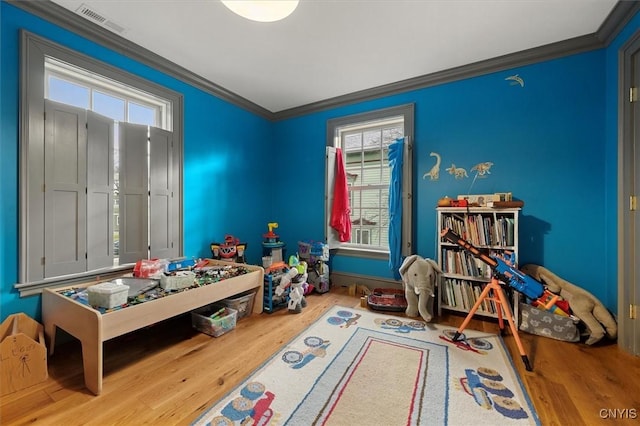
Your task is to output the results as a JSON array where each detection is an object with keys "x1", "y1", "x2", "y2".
[{"x1": 399, "y1": 255, "x2": 442, "y2": 322}]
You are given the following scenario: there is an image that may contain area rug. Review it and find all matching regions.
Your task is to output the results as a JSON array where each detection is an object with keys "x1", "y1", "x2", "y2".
[{"x1": 192, "y1": 306, "x2": 540, "y2": 425}]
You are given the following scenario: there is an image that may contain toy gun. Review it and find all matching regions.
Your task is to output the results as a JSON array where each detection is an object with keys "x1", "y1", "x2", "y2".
[{"x1": 440, "y1": 228, "x2": 564, "y2": 314}]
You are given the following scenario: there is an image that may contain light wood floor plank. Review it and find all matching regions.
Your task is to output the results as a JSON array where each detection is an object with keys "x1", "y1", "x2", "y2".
[{"x1": 1, "y1": 287, "x2": 637, "y2": 425}]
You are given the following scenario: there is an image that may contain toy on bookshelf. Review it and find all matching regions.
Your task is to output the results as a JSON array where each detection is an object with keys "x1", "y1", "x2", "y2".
[{"x1": 438, "y1": 192, "x2": 523, "y2": 208}]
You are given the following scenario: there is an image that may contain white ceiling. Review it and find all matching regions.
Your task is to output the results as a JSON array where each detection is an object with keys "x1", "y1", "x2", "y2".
[{"x1": 48, "y1": 0, "x2": 618, "y2": 114}]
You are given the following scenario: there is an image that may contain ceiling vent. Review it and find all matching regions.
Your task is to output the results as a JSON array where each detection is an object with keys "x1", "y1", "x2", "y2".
[{"x1": 75, "y1": 3, "x2": 126, "y2": 34}]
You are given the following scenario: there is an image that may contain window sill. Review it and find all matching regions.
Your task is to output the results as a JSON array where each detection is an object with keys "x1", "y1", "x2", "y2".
[
  {"x1": 15, "y1": 264, "x2": 135, "y2": 297},
  {"x1": 331, "y1": 247, "x2": 389, "y2": 260}
]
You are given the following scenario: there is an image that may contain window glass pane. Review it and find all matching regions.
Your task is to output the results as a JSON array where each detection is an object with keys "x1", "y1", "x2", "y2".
[
  {"x1": 362, "y1": 230, "x2": 370, "y2": 245},
  {"x1": 363, "y1": 129, "x2": 381, "y2": 150},
  {"x1": 382, "y1": 126, "x2": 404, "y2": 144},
  {"x1": 93, "y1": 91, "x2": 125, "y2": 121},
  {"x1": 344, "y1": 132, "x2": 362, "y2": 151},
  {"x1": 47, "y1": 76, "x2": 89, "y2": 109},
  {"x1": 45, "y1": 58, "x2": 169, "y2": 130},
  {"x1": 129, "y1": 102, "x2": 156, "y2": 126},
  {"x1": 345, "y1": 153, "x2": 362, "y2": 177}
]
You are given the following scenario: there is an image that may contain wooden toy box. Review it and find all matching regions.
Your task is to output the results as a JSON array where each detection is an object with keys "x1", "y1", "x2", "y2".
[{"x1": 0, "y1": 313, "x2": 48, "y2": 395}]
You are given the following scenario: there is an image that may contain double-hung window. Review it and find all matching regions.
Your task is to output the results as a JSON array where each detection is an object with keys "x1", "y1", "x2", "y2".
[
  {"x1": 326, "y1": 104, "x2": 414, "y2": 259},
  {"x1": 16, "y1": 32, "x2": 183, "y2": 295}
]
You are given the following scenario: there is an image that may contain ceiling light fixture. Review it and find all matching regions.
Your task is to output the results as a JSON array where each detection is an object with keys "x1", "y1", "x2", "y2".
[{"x1": 221, "y1": 0, "x2": 299, "y2": 23}]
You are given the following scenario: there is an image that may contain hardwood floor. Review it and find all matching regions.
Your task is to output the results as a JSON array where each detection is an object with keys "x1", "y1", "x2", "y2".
[{"x1": 1, "y1": 286, "x2": 638, "y2": 425}]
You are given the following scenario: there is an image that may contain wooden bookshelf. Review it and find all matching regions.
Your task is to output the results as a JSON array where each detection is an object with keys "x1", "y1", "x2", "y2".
[{"x1": 436, "y1": 207, "x2": 520, "y2": 320}]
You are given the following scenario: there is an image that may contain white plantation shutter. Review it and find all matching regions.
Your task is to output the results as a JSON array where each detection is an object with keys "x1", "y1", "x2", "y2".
[
  {"x1": 149, "y1": 127, "x2": 174, "y2": 259},
  {"x1": 87, "y1": 110, "x2": 115, "y2": 270},
  {"x1": 118, "y1": 122, "x2": 149, "y2": 264},
  {"x1": 325, "y1": 146, "x2": 346, "y2": 249},
  {"x1": 43, "y1": 100, "x2": 87, "y2": 278}
]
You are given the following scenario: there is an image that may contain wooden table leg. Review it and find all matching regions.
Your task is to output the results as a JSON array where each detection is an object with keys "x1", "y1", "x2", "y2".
[
  {"x1": 80, "y1": 333, "x2": 103, "y2": 395},
  {"x1": 43, "y1": 320, "x2": 57, "y2": 356},
  {"x1": 42, "y1": 289, "x2": 104, "y2": 395}
]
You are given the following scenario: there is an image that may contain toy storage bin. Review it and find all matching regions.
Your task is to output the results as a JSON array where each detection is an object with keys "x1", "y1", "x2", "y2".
[
  {"x1": 518, "y1": 303, "x2": 580, "y2": 342},
  {"x1": 87, "y1": 281, "x2": 129, "y2": 308},
  {"x1": 160, "y1": 271, "x2": 196, "y2": 291},
  {"x1": 219, "y1": 290, "x2": 256, "y2": 320},
  {"x1": 191, "y1": 305, "x2": 237, "y2": 337}
]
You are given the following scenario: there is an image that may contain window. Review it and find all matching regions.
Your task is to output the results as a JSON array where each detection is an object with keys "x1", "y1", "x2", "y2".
[
  {"x1": 16, "y1": 31, "x2": 183, "y2": 295},
  {"x1": 44, "y1": 58, "x2": 173, "y2": 268},
  {"x1": 45, "y1": 56, "x2": 170, "y2": 128},
  {"x1": 326, "y1": 104, "x2": 414, "y2": 259},
  {"x1": 354, "y1": 229, "x2": 371, "y2": 245}
]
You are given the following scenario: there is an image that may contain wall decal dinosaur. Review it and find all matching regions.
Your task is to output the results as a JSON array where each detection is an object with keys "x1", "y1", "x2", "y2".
[
  {"x1": 446, "y1": 164, "x2": 468, "y2": 179},
  {"x1": 423, "y1": 152, "x2": 441, "y2": 180},
  {"x1": 471, "y1": 162, "x2": 493, "y2": 176}
]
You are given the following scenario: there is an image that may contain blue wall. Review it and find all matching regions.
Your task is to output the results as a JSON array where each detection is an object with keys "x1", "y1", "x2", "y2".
[
  {"x1": 271, "y1": 8, "x2": 639, "y2": 315},
  {"x1": 274, "y1": 53, "x2": 610, "y2": 305},
  {"x1": 2, "y1": 2, "x2": 638, "y2": 321},
  {"x1": 0, "y1": 2, "x2": 273, "y2": 320}
]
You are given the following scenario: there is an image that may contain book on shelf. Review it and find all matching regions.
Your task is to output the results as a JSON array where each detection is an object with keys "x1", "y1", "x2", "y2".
[
  {"x1": 441, "y1": 278, "x2": 502, "y2": 314},
  {"x1": 441, "y1": 248, "x2": 493, "y2": 279}
]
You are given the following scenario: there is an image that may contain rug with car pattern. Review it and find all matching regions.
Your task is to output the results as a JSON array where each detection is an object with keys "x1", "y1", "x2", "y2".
[{"x1": 192, "y1": 305, "x2": 540, "y2": 425}]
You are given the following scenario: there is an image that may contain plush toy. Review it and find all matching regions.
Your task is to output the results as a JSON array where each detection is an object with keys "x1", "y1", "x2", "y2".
[
  {"x1": 520, "y1": 264, "x2": 617, "y2": 345},
  {"x1": 399, "y1": 255, "x2": 442, "y2": 322},
  {"x1": 275, "y1": 255, "x2": 309, "y2": 314}
]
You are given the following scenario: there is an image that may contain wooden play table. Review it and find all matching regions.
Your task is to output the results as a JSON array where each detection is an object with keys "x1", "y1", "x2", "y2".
[{"x1": 42, "y1": 261, "x2": 264, "y2": 395}]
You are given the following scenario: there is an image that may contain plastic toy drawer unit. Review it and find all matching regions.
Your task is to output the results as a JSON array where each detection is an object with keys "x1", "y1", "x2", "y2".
[
  {"x1": 191, "y1": 305, "x2": 237, "y2": 337},
  {"x1": 87, "y1": 282, "x2": 129, "y2": 309}
]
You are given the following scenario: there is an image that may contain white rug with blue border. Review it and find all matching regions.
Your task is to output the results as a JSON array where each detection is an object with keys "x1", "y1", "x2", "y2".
[{"x1": 193, "y1": 305, "x2": 540, "y2": 425}]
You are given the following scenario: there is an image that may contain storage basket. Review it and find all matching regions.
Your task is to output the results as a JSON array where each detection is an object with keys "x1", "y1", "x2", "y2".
[
  {"x1": 191, "y1": 305, "x2": 237, "y2": 337},
  {"x1": 219, "y1": 290, "x2": 256, "y2": 320},
  {"x1": 518, "y1": 303, "x2": 580, "y2": 342}
]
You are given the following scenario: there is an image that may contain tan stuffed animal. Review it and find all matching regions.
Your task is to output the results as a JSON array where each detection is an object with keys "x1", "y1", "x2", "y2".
[{"x1": 520, "y1": 264, "x2": 617, "y2": 345}]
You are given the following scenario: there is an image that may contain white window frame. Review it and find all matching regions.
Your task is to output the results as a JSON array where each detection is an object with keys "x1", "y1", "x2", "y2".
[
  {"x1": 326, "y1": 104, "x2": 414, "y2": 259},
  {"x1": 44, "y1": 56, "x2": 171, "y2": 129},
  {"x1": 15, "y1": 31, "x2": 183, "y2": 296}
]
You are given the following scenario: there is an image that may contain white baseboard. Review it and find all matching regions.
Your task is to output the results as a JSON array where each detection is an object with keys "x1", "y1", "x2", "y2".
[{"x1": 330, "y1": 271, "x2": 402, "y2": 291}]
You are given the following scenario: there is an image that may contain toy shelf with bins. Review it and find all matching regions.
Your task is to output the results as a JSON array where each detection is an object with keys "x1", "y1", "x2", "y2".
[
  {"x1": 436, "y1": 207, "x2": 520, "y2": 320},
  {"x1": 263, "y1": 262, "x2": 290, "y2": 313}
]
